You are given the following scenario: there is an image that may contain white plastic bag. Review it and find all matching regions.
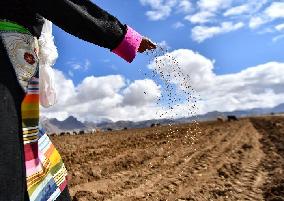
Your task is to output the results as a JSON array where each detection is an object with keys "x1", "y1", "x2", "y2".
[{"x1": 38, "y1": 19, "x2": 58, "y2": 107}]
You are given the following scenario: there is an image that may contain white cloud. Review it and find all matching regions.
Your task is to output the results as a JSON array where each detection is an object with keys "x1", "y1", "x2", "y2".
[
  {"x1": 43, "y1": 49, "x2": 284, "y2": 121},
  {"x1": 76, "y1": 75, "x2": 126, "y2": 102},
  {"x1": 52, "y1": 70, "x2": 76, "y2": 105},
  {"x1": 249, "y1": 16, "x2": 268, "y2": 29},
  {"x1": 177, "y1": 0, "x2": 192, "y2": 13},
  {"x1": 197, "y1": 0, "x2": 232, "y2": 12},
  {"x1": 249, "y1": 2, "x2": 284, "y2": 29},
  {"x1": 264, "y1": 2, "x2": 284, "y2": 19},
  {"x1": 275, "y1": 23, "x2": 284, "y2": 32},
  {"x1": 68, "y1": 70, "x2": 74, "y2": 77},
  {"x1": 145, "y1": 8, "x2": 171, "y2": 21},
  {"x1": 185, "y1": 11, "x2": 215, "y2": 24},
  {"x1": 189, "y1": 0, "x2": 271, "y2": 40},
  {"x1": 71, "y1": 63, "x2": 81, "y2": 70},
  {"x1": 67, "y1": 59, "x2": 91, "y2": 71},
  {"x1": 140, "y1": 0, "x2": 176, "y2": 20},
  {"x1": 149, "y1": 49, "x2": 284, "y2": 115},
  {"x1": 148, "y1": 49, "x2": 215, "y2": 91},
  {"x1": 272, "y1": 34, "x2": 284, "y2": 43},
  {"x1": 139, "y1": 0, "x2": 192, "y2": 21},
  {"x1": 84, "y1": 59, "x2": 91, "y2": 70},
  {"x1": 224, "y1": 5, "x2": 250, "y2": 17},
  {"x1": 139, "y1": 0, "x2": 283, "y2": 42},
  {"x1": 122, "y1": 79, "x2": 161, "y2": 106},
  {"x1": 172, "y1": 21, "x2": 185, "y2": 29},
  {"x1": 157, "y1": 40, "x2": 170, "y2": 49},
  {"x1": 41, "y1": 70, "x2": 162, "y2": 122},
  {"x1": 184, "y1": 0, "x2": 232, "y2": 25},
  {"x1": 192, "y1": 21, "x2": 244, "y2": 42},
  {"x1": 224, "y1": 0, "x2": 268, "y2": 18}
]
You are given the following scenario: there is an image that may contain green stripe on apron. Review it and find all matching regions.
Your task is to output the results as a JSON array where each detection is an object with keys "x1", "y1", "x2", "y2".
[{"x1": 0, "y1": 20, "x2": 31, "y2": 34}]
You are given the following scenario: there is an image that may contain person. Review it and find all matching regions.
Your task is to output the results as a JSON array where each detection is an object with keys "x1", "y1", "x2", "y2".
[{"x1": 0, "y1": 0, "x2": 156, "y2": 200}]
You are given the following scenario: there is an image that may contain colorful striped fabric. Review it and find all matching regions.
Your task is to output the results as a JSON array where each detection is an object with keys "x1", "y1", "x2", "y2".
[
  {"x1": 22, "y1": 74, "x2": 68, "y2": 201},
  {"x1": 0, "y1": 21, "x2": 68, "y2": 201}
]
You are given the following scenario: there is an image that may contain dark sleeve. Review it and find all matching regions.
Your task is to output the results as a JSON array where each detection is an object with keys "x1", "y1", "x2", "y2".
[{"x1": 27, "y1": 0, "x2": 127, "y2": 50}]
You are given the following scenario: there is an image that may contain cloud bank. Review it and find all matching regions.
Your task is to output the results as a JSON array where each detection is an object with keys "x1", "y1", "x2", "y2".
[
  {"x1": 139, "y1": 0, "x2": 192, "y2": 21},
  {"x1": 149, "y1": 49, "x2": 284, "y2": 114},
  {"x1": 41, "y1": 71, "x2": 162, "y2": 122},
  {"x1": 43, "y1": 49, "x2": 284, "y2": 122},
  {"x1": 140, "y1": 0, "x2": 284, "y2": 42}
]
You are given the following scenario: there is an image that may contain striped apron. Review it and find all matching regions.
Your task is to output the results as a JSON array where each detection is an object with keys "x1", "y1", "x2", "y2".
[{"x1": 0, "y1": 20, "x2": 69, "y2": 201}]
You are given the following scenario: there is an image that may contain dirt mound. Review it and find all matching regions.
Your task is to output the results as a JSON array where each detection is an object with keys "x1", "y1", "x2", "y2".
[{"x1": 51, "y1": 116, "x2": 284, "y2": 200}]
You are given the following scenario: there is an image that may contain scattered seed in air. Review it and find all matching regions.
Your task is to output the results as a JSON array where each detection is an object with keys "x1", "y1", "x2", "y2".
[{"x1": 139, "y1": 44, "x2": 203, "y2": 171}]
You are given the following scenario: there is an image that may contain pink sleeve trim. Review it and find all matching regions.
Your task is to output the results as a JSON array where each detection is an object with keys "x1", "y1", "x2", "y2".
[{"x1": 112, "y1": 26, "x2": 143, "y2": 63}]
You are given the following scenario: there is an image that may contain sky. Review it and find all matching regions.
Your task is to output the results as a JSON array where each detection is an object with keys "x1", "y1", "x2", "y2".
[{"x1": 42, "y1": 0, "x2": 284, "y2": 122}]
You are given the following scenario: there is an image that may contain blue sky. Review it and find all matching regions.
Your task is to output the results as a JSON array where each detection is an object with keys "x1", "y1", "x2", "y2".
[
  {"x1": 53, "y1": 0, "x2": 284, "y2": 80},
  {"x1": 43, "y1": 0, "x2": 284, "y2": 122}
]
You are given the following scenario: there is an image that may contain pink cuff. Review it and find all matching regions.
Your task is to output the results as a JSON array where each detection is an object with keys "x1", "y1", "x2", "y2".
[{"x1": 112, "y1": 26, "x2": 143, "y2": 63}]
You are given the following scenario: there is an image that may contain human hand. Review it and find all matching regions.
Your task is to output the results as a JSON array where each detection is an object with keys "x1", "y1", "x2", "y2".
[{"x1": 138, "y1": 37, "x2": 156, "y2": 53}]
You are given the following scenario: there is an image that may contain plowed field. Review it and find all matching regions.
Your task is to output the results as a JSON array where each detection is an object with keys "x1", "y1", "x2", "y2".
[{"x1": 51, "y1": 116, "x2": 284, "y2": 201}]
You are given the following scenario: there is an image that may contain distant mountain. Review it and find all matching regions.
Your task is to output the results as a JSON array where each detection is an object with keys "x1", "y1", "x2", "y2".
[
  {"x1": 40, "y1": 117, "x2": 62, "y2": 134},
  {"x1": 42, "y1": 103, "x2": 284, "y2": 134},
  {"x1": 272, "y1": 103, "x2": 284, "y2": 113},
  {"x1": 50, "y1": 116, "x2": 86, "y2": 131},
  {"x1": 41, "y1": 116, "x2": 87, "y2": 134},
  {"x1": 84, "y1": 121, "x2": 98, "y2": 129},
  {"x1": 84, "y1": 118, "x2": 113, "y2": 129}
]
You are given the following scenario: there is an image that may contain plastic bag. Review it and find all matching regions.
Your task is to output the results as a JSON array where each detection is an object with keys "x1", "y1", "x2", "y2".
[{"x1": 38, "y1": 19, "x2": 58, "y2": 107}]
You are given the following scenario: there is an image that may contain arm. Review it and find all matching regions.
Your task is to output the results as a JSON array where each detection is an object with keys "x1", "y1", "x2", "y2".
[{"x1": 27, "y1": 0, "x2": 150, "y2": 62}]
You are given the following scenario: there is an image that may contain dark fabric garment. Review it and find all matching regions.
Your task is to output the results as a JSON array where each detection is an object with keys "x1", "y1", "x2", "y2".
[
  {"x1": 0, "y1": 1, "x2": 44, "y2": 37},
  {"x1": 0, "y1": 1, "x2": 126, "y2": 200},
  {"x1": 0, "y1": 0, "x2": 127, "y2": 50},
  {"x1": 0, "y1": 33, "x2": 72, "y2": 201},
  {"x1": 0, "y1": 33, "x2": 26, "y2": 201},
  {"x1": 55, "y1": 186, "x2": 72, "y2": 201}
]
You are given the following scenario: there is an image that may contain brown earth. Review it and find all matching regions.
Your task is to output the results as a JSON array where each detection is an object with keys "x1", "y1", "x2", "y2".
[{"x1": 51, "y1": 116, "x2": 284, "y2": 201}]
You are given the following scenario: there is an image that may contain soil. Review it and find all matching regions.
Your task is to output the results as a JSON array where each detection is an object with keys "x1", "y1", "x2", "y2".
[{"x1": 51, "y1": 116, "x2": 284, "y2": 201}]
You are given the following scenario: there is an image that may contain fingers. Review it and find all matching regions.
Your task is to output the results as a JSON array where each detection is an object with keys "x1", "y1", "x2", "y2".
[
  {"x1": 138, "y1": 37, "x2": 157, "y2": 53},
  {"x1": 147, "y1": 40, "x2": 156, "y2": 49},
  {"x1": 145, "y1": 38, "x2": 157, "y2": 49}
]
